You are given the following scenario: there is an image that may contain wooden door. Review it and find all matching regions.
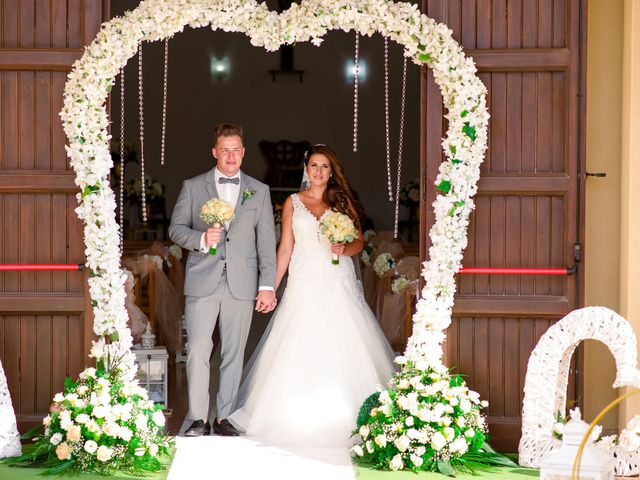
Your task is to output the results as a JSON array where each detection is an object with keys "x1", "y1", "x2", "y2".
[
  {"x1": 0, "y1": 1, "x2": 109, "y2": 425},
  {"x1": 420, "y1": 0, "x2": 586, "y2": 450}
]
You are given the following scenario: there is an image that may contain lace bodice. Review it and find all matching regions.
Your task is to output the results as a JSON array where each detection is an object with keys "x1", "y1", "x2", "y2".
[{"x1": 286, "y1": 194, "x2": 361, "y2": 301}]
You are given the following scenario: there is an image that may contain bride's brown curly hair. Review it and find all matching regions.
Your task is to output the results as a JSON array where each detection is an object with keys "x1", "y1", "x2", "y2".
[{"x1": 304, "y1": 144, "x2": 365, "y2": 229}]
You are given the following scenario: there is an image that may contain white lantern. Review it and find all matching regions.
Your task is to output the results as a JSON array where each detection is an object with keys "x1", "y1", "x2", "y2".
[{"x1": 540, "y1": 410, "x2": 614, "y2": 480}]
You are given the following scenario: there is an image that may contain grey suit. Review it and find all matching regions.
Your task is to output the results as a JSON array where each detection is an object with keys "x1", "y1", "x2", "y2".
[{"x1": 169, "y1": 168, "x2": 276, "y2": 420}]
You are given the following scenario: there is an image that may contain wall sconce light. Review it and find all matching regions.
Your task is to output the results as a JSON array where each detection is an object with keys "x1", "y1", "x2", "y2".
[
  {"x1": 210, "y1": 56, "x2": 230, "y2": 80},
  {"x1": 345, "y1": 58, "x2": 367, "y2": 83}
]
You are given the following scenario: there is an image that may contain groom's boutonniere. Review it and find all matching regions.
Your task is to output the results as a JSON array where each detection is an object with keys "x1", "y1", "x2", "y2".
[{"x1": 241, "y1": 188, "x2": 256, "y2": 205}]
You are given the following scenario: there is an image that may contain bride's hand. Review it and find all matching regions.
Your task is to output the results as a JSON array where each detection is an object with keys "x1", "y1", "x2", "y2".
[
  {"x1": 256, "y1": 290, "x2": 277, "y2": 313},
  {"x1": 331, "y1": 243, "x2": 346, "y2": 255}
]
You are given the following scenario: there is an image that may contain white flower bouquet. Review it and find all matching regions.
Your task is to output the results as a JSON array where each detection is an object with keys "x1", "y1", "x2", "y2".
[
  {"x1": 399, "y1": 178, "x2": 420, "y2": 205},
  {"x1": 9, "y1": 356, "x2": 173, "y2": 476},
  {"x1": 200, "y1": 198, "x2": 235, "y2": 255},
  {"x1": 124, "y1": 176, "x2": 164, "y2": 202},
  {"x1": 351, "y1": 357, "x2": 515, "y2": 474},
  {"x1": 361, "y1": 245, "x2": 374, "y2": 266},
  {"x1": 374, "y1": 253, "x2": 396, "y2": 277},
  {"x1": 391, "y1": 275, "x2": 411, "y2": 294},
  {"x1": 319, "y1": 211, "x2": 358, "y2": 265}
]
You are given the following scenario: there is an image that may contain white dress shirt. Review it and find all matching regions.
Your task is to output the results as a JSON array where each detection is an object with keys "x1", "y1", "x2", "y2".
[{"x1": 200, "y1": 168, "x2": 273, "y2": 293}]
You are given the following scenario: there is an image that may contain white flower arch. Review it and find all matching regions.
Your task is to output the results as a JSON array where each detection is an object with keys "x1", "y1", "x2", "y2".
[{"x1": 61, "y1": 0, "x2": 488, "y2": 376}]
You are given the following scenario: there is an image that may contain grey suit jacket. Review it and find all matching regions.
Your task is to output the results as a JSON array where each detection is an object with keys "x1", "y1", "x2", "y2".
[{"x1": 168, "y1": 168, "x2": 277, "y2": 300}]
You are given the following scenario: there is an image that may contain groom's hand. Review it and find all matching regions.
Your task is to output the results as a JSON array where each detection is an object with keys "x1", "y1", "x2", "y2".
[
  {"x1": 255, "y1": 290, "x2": 276, "y2": 313},
  {"x1": 205, "y1": 226, "x2": 222, "y2": 247}
]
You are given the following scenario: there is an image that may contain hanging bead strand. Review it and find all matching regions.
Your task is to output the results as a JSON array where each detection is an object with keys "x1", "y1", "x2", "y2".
[
  {"x1": 352, "y1": 32, "x2": 360, "y2": 153},
  {"x1": 384, "y1": 37, "x2": 393, "y2": 202},
  {"x1": 138, "y1": 44, "x2": 147, "y2": 223},
  {"x1": 119, "y1": 67, "x2": 126, "y2": 253},
  {"x1": 394, "y1": 56, "x2": 408, "y2": 239},
  {"x1": 160, "y1": 39, "x2": 169, "y2": 166}
]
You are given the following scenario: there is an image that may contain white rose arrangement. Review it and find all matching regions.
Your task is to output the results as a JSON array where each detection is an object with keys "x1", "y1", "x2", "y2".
[
  {"x1": 351, "y1": 357, "x2": 514, "y2": 474},
  {"x1": 374, "y1": 253, "x2": 396, "y2": 277},
  {"x1": 391, "y1": 275, "x2": 411, "y2": 294},
  {"x1": 9, "y1": 359, "x2": 173, "y2": 475},
  {"x1": 319, "y1": 211, "x2": 358, "y2": 265},
  {"x1": 360, "y1": 230, "x2": 376, "y2": 266},
  {"x1": 200, "y1": 198, "x2": 235, "y2": 255},
  {"x1": 168, "y1": 244, "x2": 182, "y2": 261}
]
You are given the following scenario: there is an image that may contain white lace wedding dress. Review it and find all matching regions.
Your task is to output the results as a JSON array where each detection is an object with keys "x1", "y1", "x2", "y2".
[{"x1": 229, "y1": 194, "x2": 396, "y2": 447}]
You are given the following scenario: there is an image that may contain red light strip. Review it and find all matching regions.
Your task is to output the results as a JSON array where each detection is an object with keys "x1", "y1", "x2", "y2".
[
  {"x1": 459, "y1": 267, "x2": 571, "y2": 275},
  {"x1": 0, "y1": 264, "x2": 85, "y2": 271}
]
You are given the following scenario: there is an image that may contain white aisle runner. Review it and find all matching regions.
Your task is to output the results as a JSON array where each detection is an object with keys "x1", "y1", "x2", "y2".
[{"x1": 168, "y1": 436, "x2": 357, "y2": 480}]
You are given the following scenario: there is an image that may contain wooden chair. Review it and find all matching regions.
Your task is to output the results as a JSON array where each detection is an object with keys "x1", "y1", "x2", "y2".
[
  {"x1": 404, "y1": 288, "x2": 417, "y2": 346},
  {"x1": 133, "y1": 270, "x2": 155, "y2": 332}
]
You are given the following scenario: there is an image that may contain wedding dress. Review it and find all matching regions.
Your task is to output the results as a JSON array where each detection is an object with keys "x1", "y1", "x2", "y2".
[{"x1": 229, "y1": 194, "x2": 396, "y2": 447}]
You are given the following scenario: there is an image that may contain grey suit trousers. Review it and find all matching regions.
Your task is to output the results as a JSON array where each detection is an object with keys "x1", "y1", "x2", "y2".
[{"x1": 185, "y1": 270, "x2": 253, "y2": 420}]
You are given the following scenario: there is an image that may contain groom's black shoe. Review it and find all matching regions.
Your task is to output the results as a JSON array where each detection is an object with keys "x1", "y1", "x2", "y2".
[
  {"x1": 184, "y1": 420, "x2": 210, "y2": 437},
  {"x1": 212, "y1": 418, "x2": 239, "y2": 437}
]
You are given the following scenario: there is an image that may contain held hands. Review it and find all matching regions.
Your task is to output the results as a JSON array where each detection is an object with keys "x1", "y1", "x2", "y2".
[
  {"x1": 255, "y1": 290, "x2": 277, "y2": 313},
  {"x1": 205, "y1": 225, "x2": 223, "y2": 247},
  {"x1": 331, "y1": 243, "x2": 346, "y2": 256}
]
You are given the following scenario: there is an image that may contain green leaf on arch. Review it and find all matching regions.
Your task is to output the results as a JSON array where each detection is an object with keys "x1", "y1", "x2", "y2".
[
  {"x1": 418, "y1": 53, "x2": 432, "y2": 63},
  {"x1": 437, "y1": 180, "x2": 451, "y2": 193},
  {"x1": 82, "y1": 184, "x2": 101, "y2": 199},
  {"x1": 462, "y1": 123, "x2": 477, "y2": 141}
]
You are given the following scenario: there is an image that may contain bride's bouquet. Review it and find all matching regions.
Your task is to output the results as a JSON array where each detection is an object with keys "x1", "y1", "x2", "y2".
[
  {"x1": 319, "y1": 211, "x2": 358, "y2": 265},
  {"x1": 200, "y1": 198, "x2": 235, "y2": 255}
]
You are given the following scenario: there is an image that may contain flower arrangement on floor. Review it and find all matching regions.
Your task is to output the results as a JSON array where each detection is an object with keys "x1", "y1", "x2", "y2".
[
  {"x1": 351, "y1": 357, "x2": 516, "y2": 475},
  {"x1": 8, "y1": 354, "x2": 174, "y2": 476}
]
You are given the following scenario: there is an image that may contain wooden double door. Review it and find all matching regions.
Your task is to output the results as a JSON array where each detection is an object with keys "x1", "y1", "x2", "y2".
[
  {"x1": 0, "y1": 1, "x2": 109, "y2": 425},
  {"x1": 0, "y1": 0, "x2": 585, "y2": 451},
  {"x1": 420, "y1": 0, "x2": 586, "y2": 450}
]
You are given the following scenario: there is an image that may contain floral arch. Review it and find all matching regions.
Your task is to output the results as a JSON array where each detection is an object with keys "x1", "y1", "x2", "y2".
[{"x1": 63, "y1": 0, "x2": 488, "y2": 382}]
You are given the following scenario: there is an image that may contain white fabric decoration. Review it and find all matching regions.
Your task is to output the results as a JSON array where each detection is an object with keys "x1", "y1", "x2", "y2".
[{"x1": 0, "y1": 359, "x2": 22, "y2": 459}]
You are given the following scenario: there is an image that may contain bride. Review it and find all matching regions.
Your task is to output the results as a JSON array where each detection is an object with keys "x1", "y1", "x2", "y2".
[{"x1": 229, "y1": 144, "x2": 395, "y2": 447}]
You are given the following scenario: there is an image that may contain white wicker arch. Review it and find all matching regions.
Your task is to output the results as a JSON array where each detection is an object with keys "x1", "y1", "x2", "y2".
[{"x1": 519, "y1": 306, "x2": 640, "y2": 471}]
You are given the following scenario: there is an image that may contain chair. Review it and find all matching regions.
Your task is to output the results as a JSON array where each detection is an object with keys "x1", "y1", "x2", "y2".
[{"x1": 133, "y1": 270, "x2": 156, "y2": 332}]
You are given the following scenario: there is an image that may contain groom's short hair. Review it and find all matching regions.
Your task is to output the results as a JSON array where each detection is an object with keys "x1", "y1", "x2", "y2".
[{"x1": 212, "y1": 124, "x2": 244, "y2": 146}]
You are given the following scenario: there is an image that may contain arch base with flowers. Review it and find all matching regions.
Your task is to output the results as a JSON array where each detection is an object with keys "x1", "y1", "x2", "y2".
[
  {"x1": 350, "y1": 359, "x2": 518, "y2": 475},
  {"x1": 9, "y1": 0, "x2": 496, "y2": 475}
]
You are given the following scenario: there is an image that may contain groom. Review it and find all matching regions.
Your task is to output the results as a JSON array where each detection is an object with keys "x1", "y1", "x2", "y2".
[{"x1": 169, "y1": 124, "x2": 277, "y2": 437}]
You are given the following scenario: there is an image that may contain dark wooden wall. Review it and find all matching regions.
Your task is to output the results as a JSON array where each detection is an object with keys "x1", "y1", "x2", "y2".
[
  {"x1": 0, "y1": 0, "x2": 109, "y2": 424},
  {"x1": 420, "y1": 0, "x2": 586, "y2": 450}
]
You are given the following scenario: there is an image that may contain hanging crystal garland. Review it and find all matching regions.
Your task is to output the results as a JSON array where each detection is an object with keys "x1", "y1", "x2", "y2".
[
  {"x1": 352, "y1": 32, "x2": 359, "y2": 153},
  {"x1": 138, "y1": 44, "x2": 147, "y2": 223},
  {"x1": 119, "y1": 67, "x2": 126, "y2": 252},
  {"x1": 384, "y1": 37, "x2": 393, "y2": 202},
  {"x1": 160, "y1": 39, "x2": 169, "y2": 166},
  {"x1": 393, "y1": 56, "x2": 408, "y2": 239}
]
